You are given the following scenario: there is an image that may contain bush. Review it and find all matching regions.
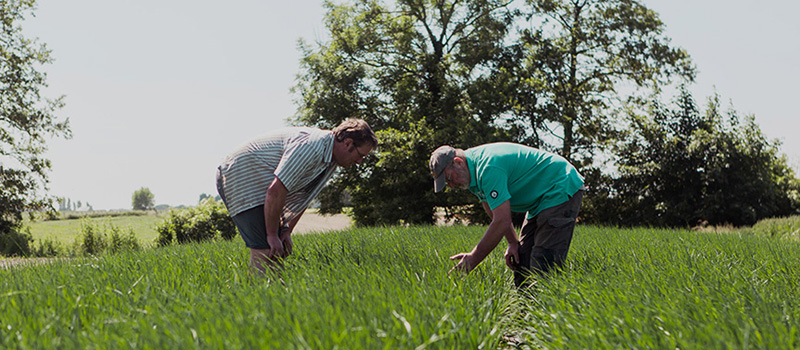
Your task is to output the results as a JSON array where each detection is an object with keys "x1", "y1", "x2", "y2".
[
  {"x1": 0, "y1": 227, "x2": 33, "y2": 257},
  {"x1": 108, "y1": 225, "x2": 141, "y2": 254},
  {"x1": 745, "y1": 215, "x2": 800, "y2": 241},
  {"x1": 45, "y1": 210, "x2": 151, "y2": 221},
  {"x1": 155, "y1": 198, "x2": 236, "y2": 246},
  {"x1": 32, "y1": 238, "x2": 63, "y2": 257},
  {"x1": 72, "y1": 219, "x2": 141, "y2": 256}
]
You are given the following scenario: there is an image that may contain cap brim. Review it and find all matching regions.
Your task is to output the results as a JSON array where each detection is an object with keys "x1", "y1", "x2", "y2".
[{"x1": 433, "y1": 173, "x2": 446, "y2": 193}]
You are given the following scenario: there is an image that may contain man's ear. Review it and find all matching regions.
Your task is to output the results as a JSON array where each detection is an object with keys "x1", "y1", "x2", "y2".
[
  {"x1": 343, "y1": 138, "x2": 353, "y2": 148},
  {"x1": 453, "y1": 157, "x2": 466, "y2": 168}
]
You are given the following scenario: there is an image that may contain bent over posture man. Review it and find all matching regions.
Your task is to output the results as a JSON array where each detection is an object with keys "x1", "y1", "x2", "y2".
[
  {"x1": 430, "y1": 142, "x2": 584, "y2": 287},
  {"x1": 217, "y1": 119, "x2": 377, "y2": 272}
]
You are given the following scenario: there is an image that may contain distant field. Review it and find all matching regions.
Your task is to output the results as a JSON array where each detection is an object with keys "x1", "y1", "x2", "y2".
[
  {"x1": 24, "y1": 213, "x2": 166, "y2": 247},
  {"x1": 23, "y1": 209, "x2": 352, "y2": 249}
]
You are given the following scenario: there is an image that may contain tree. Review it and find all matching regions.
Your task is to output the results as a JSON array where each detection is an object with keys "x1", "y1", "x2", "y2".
[
  {"x1": 294, "y1": 0, "x2": 520, "y2": 225},
  {"x1": 1, "y1": 0, "x2": 71, "y2": 235},
  {"x1": 132, "y1": 187, "x2": 155, "y2": 211},
  {"x1": 513, "y1": 0, "x2": 695, "y2": 168},
  {"x1": 590, "y1": 87, "x2": 800, "y2": 227}
]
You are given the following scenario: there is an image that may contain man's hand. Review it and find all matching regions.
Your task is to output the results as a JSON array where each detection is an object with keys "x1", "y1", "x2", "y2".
[
  {"x1": 504, "y1": 240, "x2": 520, "y2": 270},
  {"x1": 280, "y1": 226, "x2": 293, "y2": 257},
  {"x1": 267, "y1": 234, "x2": 284, "y2": 259},
  {"x1": 449, "y1": 252, "x2": 476, "y2": 275}
]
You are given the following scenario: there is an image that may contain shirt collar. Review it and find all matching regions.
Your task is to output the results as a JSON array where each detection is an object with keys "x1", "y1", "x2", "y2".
[{"x1": 322, "y1": 131, "x2": 334, "y2": 165}]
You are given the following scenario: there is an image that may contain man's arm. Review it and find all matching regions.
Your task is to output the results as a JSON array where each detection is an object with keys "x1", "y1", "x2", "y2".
[
  {"x1": 286, "y1": 208, "x2": 306, "y2": 231},
  {"x1": 264, "y1": 177, "x2": 288, "y2": 258},
  {"x1": 450, "y1": 200, "x2": 519, "y2": 273},
  {"x1": 277, "y1": 208, "x2": 306, "y2": 256},
  {"x1": 482, "y1": 200, "x2": 519, "y2": 243},
  {"x1": 481, "y1": 201, "x2": 493, "y2": 220}
]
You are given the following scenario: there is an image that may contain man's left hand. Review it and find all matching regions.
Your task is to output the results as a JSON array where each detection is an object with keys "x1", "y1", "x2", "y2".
[
  {"x1": 280, "y1": 226, "x2": 293, "y2": 257},
  {"x1": 504, "y1": 240, "x2": 520, "y2": 270}
]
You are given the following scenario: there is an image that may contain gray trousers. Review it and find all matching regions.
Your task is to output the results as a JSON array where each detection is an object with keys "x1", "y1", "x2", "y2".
[{"x1": 514, "y1": 190, "x2": 584, "y2": 287}]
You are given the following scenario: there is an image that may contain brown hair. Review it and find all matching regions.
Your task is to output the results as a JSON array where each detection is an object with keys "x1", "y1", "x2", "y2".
[{"x1": 332, "y1": 119, "x2": 378, "y2": 148}]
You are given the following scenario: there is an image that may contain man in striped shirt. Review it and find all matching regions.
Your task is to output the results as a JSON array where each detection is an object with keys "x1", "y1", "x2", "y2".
[{"x1": 216, "y1": 119, "x2": 377, "y2": 273}]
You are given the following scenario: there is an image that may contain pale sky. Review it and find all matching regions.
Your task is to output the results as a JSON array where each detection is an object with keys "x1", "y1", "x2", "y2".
[{"x1": 21, "y1": 0, "x2": 800, "y2": 210}]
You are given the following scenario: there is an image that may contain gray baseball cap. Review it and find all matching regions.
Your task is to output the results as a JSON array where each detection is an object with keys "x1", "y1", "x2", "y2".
[{"x1": 429, "y1": 145, "x2": 455, "y2": 193}]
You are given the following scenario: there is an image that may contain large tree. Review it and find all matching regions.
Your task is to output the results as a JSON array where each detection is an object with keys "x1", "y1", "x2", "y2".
[
  {"x1": 513, "y1": 0, "x2": 695, "y2": 167},
  {"x1": 1, "y1": 0, "x2": 70, "y2": 234},
  {"x1": 293, "y1": 0, "x2": 698, "y2": 226},
  {"x1": 294, "y1": 0, "x2": 520, "y2": 225}
]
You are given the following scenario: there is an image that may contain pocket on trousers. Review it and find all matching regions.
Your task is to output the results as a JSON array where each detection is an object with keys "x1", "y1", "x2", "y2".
[{"x1": 548, "y1": 217, "x2": 574, "y2": 228}]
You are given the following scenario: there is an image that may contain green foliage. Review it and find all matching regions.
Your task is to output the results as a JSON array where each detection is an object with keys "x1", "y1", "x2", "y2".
[
  {"x1": 745, "y1": 215, "x2": 800, "y2": 241},
  {"x1": 72, "y1": 219, "x2": 141, "y2": 256},
  {"x1": 131, "y1": 187, "x2": 155, "y2": 210},
  {"x1": 296, "y1": 0, "x2": 519, "y2": 225},
  {"x1": 26, "y1": 212, "x2": 164, "y2": 248},
  {"x1": 294, "y1": 0, "x2": 696, "y2": 225},
  {"x1": 31, "y1": 237, "x2": 62, "y2": 257},
  {"x1": 0, "y1": 225, "x2": 32, "y2": 257},
  {"x1": 516, "y1": 0, "x2": 695, "y2": 165},
  {"x1": 348, "y1": 122, "x2": 440, "y2": 225},
  {"x1": 587, "y1": 87, "x2": 800, "y2": 227},
  {"x1": 44, "y1": 210, "x2": 151, "y2": 221},
  {"x1": 155, "y1": 198, "x2": 236, "y2": 246},
  {"x1": 1, "y1": 0, "x2": 71, "y2": 235},
  {"x1": 76, "y1": 220, "x2": 105, "y2": 255}
]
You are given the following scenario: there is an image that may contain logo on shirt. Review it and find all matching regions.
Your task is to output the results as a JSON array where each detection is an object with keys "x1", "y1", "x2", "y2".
[{"x1": 490, "y1": 190, "x2": 498, "y2": 199}]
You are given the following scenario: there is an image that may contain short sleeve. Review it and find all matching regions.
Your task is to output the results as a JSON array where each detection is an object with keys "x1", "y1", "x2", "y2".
[
  {"x1": 274, "y1": 133, "x2": 324, "y2": 192},
  {"x1": 479, "y1": 166, "x2": 511, "y2": 210}
]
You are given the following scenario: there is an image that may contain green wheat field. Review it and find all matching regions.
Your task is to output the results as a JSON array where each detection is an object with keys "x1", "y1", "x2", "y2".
[{"x1": 2, "y1": 224, "x2": 799, "y2": 349}]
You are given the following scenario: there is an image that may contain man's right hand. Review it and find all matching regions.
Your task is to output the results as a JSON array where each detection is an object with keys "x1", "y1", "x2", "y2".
[{"x1": 267, "y1": 234, "x2": 285, "y2": 259}]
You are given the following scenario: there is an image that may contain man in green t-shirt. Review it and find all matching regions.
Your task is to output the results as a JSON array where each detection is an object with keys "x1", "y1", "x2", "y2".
[{"x1": 429, "y1": 142, "x2": 585, "y2": 287}]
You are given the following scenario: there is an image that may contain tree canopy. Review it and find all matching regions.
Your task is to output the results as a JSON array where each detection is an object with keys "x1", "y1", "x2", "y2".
[
  {"x1": 585, "y1": 87, "x2": 800, "y2": 227},
  {"x1": 132, "y1": 187, "x2": 155, "y2": 211},
  {"x1": 513, "y1": 0, "x2": 695, "y2": 167},
  {"x1": 1, "y1": 0, "x2": 71, "y2": 234},
  {"x1": 295, "y1": 0, "x2": 521, "y2": 225},
  {"x1": 294, "y1": 0, "x2": 700, "y2": 226}
]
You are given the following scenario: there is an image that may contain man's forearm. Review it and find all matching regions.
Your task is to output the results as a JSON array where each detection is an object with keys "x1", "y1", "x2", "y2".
[
  {"x1": 471, "y1": 218, "x2": 514, "y2": 266},
  {"x1": 264, "y1": 178, "x2": 289, "y2": 239},
  {"x1": 264, "y1": 198, "x2": 283, "y2": 239},
  {"x1": 503, "y1": 227, "x2": 519, "y2": 244},
  {"x1": 286, "y1": 209, "x2": 306, "y2": 231},
  {"x1": 483, "y1": 202, "x2": 517, "y2": 244}
]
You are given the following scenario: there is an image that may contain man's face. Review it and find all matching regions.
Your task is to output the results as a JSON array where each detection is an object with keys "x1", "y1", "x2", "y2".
[
  {"x1": 443, "y1": 159, "x2": 469, "y2": 189},
  {"x1": 336, "y1": 140, "x2": 373, "y2": 167}
]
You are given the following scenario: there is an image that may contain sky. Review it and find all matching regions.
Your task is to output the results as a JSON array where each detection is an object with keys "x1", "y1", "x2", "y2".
[{"x1": 19, "y1": 0, "x2": 800, "y2": 210}]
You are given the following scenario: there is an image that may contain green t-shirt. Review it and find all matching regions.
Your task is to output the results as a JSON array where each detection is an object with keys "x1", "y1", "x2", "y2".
[{"x1": 465, "y1": 142, "x2": 584, "y2": 218}]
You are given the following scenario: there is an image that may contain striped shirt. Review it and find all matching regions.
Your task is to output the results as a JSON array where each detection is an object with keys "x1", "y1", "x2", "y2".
[{"x1": 218, "y1": 127, "x2": 338, "y2": 224}]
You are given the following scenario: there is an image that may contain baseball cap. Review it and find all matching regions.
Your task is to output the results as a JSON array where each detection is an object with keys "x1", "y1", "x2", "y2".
[{"x1": 429, "y1": 145, "x2": 455, "y2": 193}]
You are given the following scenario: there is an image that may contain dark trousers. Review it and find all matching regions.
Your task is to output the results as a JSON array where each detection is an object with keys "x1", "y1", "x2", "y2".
[{"x1": 514, "y1": 190, "x2": 584, "y2": 287}]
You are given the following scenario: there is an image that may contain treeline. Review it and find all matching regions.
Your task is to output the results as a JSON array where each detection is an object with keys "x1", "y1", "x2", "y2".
[
  {"x1": 294, "y1": 0, "x2": 799, "y2": 227},
  {"x1": 56, "y1": 198, "x2": 93, "y2": 212}
]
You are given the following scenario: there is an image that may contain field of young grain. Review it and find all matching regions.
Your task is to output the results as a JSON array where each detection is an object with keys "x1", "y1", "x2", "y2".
[
  {"x1": 25, "y1": 213, "x2": 165, "y2": 247},
  {"x1": 2, "y1": 224, "x2": 799, "y2": 349}
]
